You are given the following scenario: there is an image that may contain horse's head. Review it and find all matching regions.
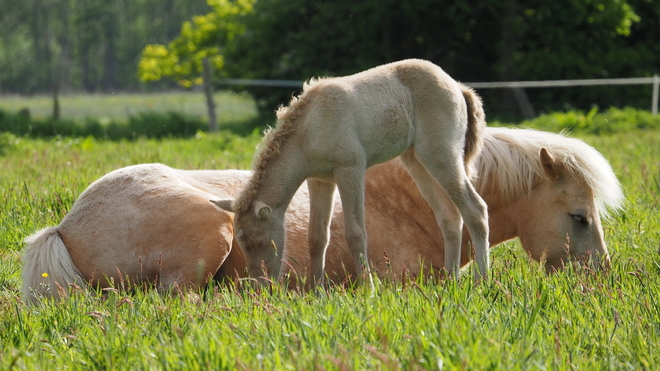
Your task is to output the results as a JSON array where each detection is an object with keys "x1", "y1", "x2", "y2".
[
  {"x1": 477, "y1": 128, "x2": 623, "y2": 273},
  {"x1": 212, "y1": 199, "x2": 285, "y2": 282},
  {"x1": 517, "y1": 148, "x2": 613, "y2": 271}
]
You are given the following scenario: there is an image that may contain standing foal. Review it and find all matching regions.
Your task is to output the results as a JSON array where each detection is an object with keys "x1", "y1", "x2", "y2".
[{"x1": 215, "y1": 59, "x2": 489, "y2": 286}]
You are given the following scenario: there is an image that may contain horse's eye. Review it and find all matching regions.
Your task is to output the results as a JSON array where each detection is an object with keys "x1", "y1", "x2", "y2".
[{"x1": 570, "y1": 213, "x2": 588, "y2": 226}]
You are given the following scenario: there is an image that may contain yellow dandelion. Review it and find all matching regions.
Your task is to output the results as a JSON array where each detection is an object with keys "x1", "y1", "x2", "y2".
[{"x1": 42, "y1": 272, "x2": 49, "y2": 278}]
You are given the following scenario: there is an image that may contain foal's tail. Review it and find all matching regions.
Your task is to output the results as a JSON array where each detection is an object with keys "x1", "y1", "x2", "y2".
[
  {"x1": 460, "y1": 84, "x2": 486, "y2": 177},
  {"x1": 22, "y1": 227, "x2": 87, "y2": 305}
]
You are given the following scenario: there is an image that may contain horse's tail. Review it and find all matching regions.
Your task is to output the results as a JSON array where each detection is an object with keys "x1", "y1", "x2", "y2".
[
  {"x1": 22, "y1": 227, "x2": 87, "y2": 304},
  {"x1": 460, "y1": 84, "x2": 486, "y2": 177}
]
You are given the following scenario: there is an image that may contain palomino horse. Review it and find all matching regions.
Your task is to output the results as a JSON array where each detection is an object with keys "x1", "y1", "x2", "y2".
[
  {"x1": 22, "y1": 127, "x2": 623, "y2": 303},
  {"x1": 214, "y1": 59, "x2": 490, "y2": 286}
]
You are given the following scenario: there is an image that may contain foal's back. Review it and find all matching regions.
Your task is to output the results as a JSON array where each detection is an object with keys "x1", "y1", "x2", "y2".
[{"x1": 289, "y1": 60, "x2": 463, "y2": 166}]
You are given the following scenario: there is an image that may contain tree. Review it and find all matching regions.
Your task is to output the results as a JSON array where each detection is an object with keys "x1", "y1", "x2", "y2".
[
  {"x1": 0, "y1": 0, "x2": 210, "y2": 94},
  {"x1": 223, "y1": 0, "x2": 488, "y2": 112},
  {"x1": 138, "y1": 0, "x2": 254, "y2": 131},
  {"x1": 138, "y1": 0, "x2": 255, "y2": 88},
  {"x1": 487, "y1": 0, "x2": 642, "y2": 116},
  {"x1": 223, "y1": 0, "x2": 651, "y2": 117}
]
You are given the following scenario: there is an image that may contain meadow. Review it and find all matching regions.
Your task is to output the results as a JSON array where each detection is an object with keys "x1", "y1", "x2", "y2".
[
  {"x1": 0, "y1": 91, "x2": 257, "y2": 123},
  {"x1": 0, "y1": 93, "x2": 659, "y2": 369}
]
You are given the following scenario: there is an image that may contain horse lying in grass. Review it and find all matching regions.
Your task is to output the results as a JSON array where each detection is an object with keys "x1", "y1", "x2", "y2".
[
  {"x1": 22, "y1": 127, "x2": 623, "y2": 303},
  {"x1": 214, "y1": 59, "x2": 490, "y2": 285}
]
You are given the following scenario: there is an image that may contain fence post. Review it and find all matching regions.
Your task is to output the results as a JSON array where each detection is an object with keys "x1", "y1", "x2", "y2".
[
  {"x1": 652, "y1": 74, "x2": 659, "y2": 116},
  {"x1": 203, "y1": 57, "x2": 218, "y2": 132},
  {"x1": 52, "y1": 83, "x2": 60, "y2": 121}
]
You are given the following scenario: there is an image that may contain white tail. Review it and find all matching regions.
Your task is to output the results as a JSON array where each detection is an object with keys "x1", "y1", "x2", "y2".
[{"x1": 22, "y1": 227, "x2": 86, "y2": 304}]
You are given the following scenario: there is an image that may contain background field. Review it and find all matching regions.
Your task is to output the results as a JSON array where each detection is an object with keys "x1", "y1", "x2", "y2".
[
  {"x1": 0, "y1": 91, "x2": 258, "y2": 124},
  {"x1": 0, "y1": 94, "x2": 659, "y2": 369}
]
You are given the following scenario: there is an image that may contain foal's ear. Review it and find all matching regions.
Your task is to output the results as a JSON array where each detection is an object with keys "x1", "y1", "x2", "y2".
[
  {"x1": 211, "y1": 198, "x2": 235, "y2": 213},
  {"x1": 254, "y1": 201, "x2": 272, "y2": 219},
  {"x1": 539, "y1": 147, "x2": 560, "y2": 180}
]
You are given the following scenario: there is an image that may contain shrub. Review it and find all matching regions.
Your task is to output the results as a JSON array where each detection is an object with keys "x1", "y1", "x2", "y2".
[
  {"x1": 509, "y1": 107, "x2": 660, "y2": 134},
  {"x1": 127, "y1": 112, "x2": 206, "y2": 139}
]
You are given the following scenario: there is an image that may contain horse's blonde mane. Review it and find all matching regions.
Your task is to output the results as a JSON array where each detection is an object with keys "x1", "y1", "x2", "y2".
[
  {"x1": 233, "y1": 79, "x2": 321, "y2": 214},
  {"x1": 475, "y1": 127, "x2": 624, "y2": 217}
]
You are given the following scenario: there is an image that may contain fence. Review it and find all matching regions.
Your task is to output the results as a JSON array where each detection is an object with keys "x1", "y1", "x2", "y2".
[{"x1": 218, "y1": 75, "x2": 660, "y2": 116}]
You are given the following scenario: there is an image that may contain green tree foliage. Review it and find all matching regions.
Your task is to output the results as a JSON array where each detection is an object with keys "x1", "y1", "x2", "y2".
[
  {"x1": 221, "y1": 0, "x2": 657, "y2": 116},
  {"x1": 138, "y1": 0, "x2": 255, "y2": 88},
  {"x1": 504, "y1": 1, "x2": 641, "y2": 79}
]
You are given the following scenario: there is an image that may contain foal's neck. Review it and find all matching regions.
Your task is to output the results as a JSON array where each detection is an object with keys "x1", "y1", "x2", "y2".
[{"x1": 243, "y1": 150, "x2": 308, "y2": 213}]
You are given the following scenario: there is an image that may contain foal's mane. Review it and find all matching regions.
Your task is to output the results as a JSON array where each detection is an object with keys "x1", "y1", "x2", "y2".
[
  {"x1": 233, "y1": 79, "x2": 320, "y2": 214},
  {"x1": 475, "y1": 127, "x2": 624, "y2": 217}
]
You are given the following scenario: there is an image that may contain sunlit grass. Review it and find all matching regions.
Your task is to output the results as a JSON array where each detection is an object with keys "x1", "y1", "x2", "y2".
[
  {"x1": 1, "y1": 253, "x2": 658, "y2": 369},
  {"x1": 0, "y1": 108, "x2": 658, "y2": 369}
]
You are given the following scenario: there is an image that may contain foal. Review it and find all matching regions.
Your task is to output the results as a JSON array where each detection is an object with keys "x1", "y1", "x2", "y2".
[{"x1": 215, "y1": 59, "x2": 489, "y2": 285}]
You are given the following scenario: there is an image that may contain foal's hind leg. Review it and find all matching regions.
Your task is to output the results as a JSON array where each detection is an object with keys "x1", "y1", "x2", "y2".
[
  {"x1": 307, "y1": 178, "x2": 337, "y2": 287},
  {"x1": 333, "y1": 167, "x2": 369, "y2": 279},
  {"x1": 404, "y1": 147, "x2": 489, "y2": 280},
  {"x1": 399, "y1": 150, "x2": 465, "y2": 277}
]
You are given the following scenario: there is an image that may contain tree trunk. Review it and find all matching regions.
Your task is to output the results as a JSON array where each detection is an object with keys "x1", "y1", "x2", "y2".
[
  {"x1": 499, "y1": 0, "x2": 535, "y2": 119},
  {"x1": 103, "y1": 2, "x2": 119, "y2": 92}
]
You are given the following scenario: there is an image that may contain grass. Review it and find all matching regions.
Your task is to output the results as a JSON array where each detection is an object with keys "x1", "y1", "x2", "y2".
[
  {"x1": 1, "y1": 99, "x2": 659, "y2": 369},
  {"x1": 0, "y1": 91, "x2": 258, "y2": 124}
]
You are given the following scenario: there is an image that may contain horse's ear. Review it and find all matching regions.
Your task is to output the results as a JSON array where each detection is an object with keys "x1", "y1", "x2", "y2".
[
  {"x1": 539, "y1": 147, "x2": 560, "y2": 180},
  {"x1": 254, "y1": 201, "x2": 272, "y2": 219},
  {"x1": 211, "y1": 198, "x2": 235, "y2": 213}
]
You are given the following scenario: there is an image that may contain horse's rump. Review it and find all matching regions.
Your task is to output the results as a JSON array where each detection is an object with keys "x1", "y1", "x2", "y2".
[{"x1": 23, "y1": 164, "x2": 241, "y2": 302}]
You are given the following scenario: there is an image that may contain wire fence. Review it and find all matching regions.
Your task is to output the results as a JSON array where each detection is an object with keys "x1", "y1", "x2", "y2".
[{"x1": 218, "y1": 75, "x2": 660, "y2": 115}]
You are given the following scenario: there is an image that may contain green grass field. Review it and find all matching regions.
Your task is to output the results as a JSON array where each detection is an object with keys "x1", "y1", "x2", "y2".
[{"x1": 1, "y1": 94, "x2": 659, "y2": 369}]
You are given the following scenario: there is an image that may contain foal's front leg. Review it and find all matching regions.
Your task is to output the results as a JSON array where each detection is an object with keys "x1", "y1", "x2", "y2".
[
  {"x1": 334, "y1": 167, "x2": 369, "y2": 279},
  {"x1": 307, "y1": 178, "x2": 337, "y2": 287}
]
